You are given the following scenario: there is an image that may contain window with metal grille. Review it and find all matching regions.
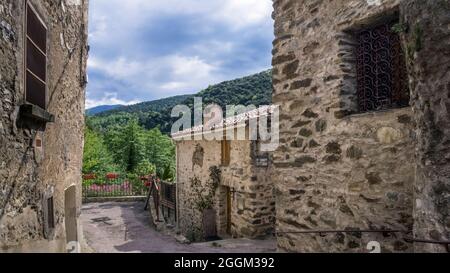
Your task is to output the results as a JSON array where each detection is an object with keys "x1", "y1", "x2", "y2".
[
  {"x1": 25, "y1": 3, "x2": 47, "y2": 109},
  {"x1": 221, "y1": 140, "x2": 231, "y2": 166},
  {"x1": 355, "y1": 21, "x2": 410, "y2": 113}
]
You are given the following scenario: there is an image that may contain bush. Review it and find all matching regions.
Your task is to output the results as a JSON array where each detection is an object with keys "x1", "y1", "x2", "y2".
[{"x1": 134, "y1": 160, "x2": 156, "y2": 177}]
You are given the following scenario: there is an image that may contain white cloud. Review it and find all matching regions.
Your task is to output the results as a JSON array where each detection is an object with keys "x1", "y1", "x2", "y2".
[
  {"x1": 88, "y1": 54, "x2": 221, "y2": 95},
  {"x1": 90, "y1": 0, "x2": 272, "y2": 34},
  {"x1": 88, "y1": 15, "x2": 107, "y2": 41},
  {"x1": 189, "y1": 40, "x2": 235, "y2": 58},
  {"x1": 160, "y1": 55, "x2": 221, "y2": 91},
  {"x1": 88, "y1": 57, "x2": 143, "y2": 79},
  {"x1": 160, "y1": 82, "x2": 186, "y2": 90},
  {"x1": 214, "y1": 0, "x2": 273, "y2": 30},
  {"x1": 85, "y1": 92, "x2": 140, "y2": 109},
  {"x1": 171, "y1": 55, "x2": 217, "y2": 78}
]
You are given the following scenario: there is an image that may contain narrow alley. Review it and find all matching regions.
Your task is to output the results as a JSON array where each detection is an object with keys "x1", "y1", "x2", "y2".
[{"x1": 81, "y1": 202, "x2": 277, "y2": 253}]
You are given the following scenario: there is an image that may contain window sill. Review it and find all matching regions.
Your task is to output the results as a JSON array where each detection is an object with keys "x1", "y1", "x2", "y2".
[
  {"x1": 339, "y1": 106, "x2": 411, "y2": 120},
  {"x1": 20, "y1": 103, "x2": 55, "y2": 123}
]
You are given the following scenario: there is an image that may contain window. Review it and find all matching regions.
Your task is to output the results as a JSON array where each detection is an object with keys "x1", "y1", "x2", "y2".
[
  {"x1": 25, "y1": 3, "x2": 47, "y2": 109},
  {"x1": 47, "y1": 196, "x2": 55, "y2": 229},
  {"x1": 221, "y1": 140, "x2": 231, "y2": 166},
  {"x1": 35, "y1": 138, "x2": 42, "y2": 148},
  {"x1": 42, "y1": 193, "x2": 55, "y2": 239},
  {"x1": 355, "y1": 21, "x2": 410, "y2": 113},
  {"x1": 33, "y1": 132, "x2": 44, "y2": 155}
]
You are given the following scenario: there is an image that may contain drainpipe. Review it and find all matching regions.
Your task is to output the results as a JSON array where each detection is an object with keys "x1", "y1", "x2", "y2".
[{"x1": 175, "y1": 143, "x2": 180, "y2": 230}]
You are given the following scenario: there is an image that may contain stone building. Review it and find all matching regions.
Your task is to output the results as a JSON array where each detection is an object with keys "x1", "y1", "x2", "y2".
[
  {"x1": 0, "y1": 0, "x2": 89, "y2": 252},
  {"x1": 172, "y1": 106, "x2": 276, "y2": 240},
  {"x1": 271, "y1": 0, "x2": 449, "y2": 252}
]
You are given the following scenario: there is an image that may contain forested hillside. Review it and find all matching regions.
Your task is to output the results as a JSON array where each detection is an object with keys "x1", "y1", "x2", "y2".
[
  {"x1": 88, "y1": 70, "x2": 272, "y2": 134},
  {"x1": 98, "y1": 94, "x2": 193, "y2": 116},
  {"x1": 181, "y1": 70, "x2": 272, "y2": 110}
]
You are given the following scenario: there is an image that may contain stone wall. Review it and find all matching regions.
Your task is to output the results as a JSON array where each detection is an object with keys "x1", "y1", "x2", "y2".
[
  {"x1": 0, "y1": 0, "x2": 88, "y2": 252},
  {"x1": 176, "y1": 137, "x2": 275, "y2": 241},
  {"x1": 176, "y1": 140, "x2": 222, "y2": 241},
  {"x1": 220, "y1": 140, "x2": 275, "y2": 238},
  {"x1": 399, "y1": 0, "x2": 450, "y2": 253},
  {"x1": 272, "y1": 0, "x2": 417, "y2": 252}
]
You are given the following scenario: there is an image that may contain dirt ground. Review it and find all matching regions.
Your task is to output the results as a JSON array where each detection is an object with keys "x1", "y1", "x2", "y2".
[{"x1": 81, "y1": 202, "x2": 277, "y2": 253}]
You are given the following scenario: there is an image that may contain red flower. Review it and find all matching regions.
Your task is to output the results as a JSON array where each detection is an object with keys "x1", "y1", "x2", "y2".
[
  {"x1": 106, "y1": 173, "x2": 119, "y2": 180},
  {"x1": 83, "y1": 174, "x2": 96, "y2": 180}
]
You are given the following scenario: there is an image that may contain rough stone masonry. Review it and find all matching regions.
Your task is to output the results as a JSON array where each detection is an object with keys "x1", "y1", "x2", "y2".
[
  {"x1": 174, "y1": 128, "x2": 275, "y2": 241},
  {"x1": 271, "y1": 0, "x2": 449, "y2": 252},
  {"x1": 0, "y1": 0, "x2": 89, "y2": 252}
]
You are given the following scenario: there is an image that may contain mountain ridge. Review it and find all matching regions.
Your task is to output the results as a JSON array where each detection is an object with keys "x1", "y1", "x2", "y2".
[
  {"x1": 86, "y1": 104, "x2": 123, "y2": 115},
  {"x1": 87, "y1": 70, "x2": 272, "y2": 134}
]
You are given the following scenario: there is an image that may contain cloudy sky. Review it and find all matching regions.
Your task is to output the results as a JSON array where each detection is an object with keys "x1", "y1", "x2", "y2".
[{"x1": 86, "y1": 0, "x2": 274, "y2": 109}]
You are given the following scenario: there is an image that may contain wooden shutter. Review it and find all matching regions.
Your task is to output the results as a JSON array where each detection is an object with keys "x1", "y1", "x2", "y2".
[
  {"x1": 25, "y1": 3, "x2": 47, "y2": 109},
  {"x1": 221, "y1": 140, "x2": 231, "y2": 166}
]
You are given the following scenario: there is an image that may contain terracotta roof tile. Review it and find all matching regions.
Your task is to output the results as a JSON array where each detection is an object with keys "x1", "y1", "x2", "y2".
[{"x1": 172, "y1": 105, "x2": 277, "y2": 139}]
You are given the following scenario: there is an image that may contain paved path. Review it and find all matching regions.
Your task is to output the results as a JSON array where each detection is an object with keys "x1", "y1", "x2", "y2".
[{"x1": 81, "y1": 202, "x2": 277, "y2": 253}]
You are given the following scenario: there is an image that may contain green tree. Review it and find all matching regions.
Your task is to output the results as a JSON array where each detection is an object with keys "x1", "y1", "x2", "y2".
[
  {"x1": 143, "y1": 128, "x2": 176, "y2": 179},
  {"x1": 82, "y1": 127, "x2": 116, "y2": 174},
  {"x1": 84, "y1": 118, "x2": 176, "y2": 181},
  {"x1": 104, "y1": 119, "x2": 145, "y2": 172}
]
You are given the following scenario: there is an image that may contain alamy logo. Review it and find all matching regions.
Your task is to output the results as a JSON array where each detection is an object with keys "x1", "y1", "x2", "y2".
[
  {"x1": 367, "y1": 241, "x2": 381, "y2": 253},
  {"x1": 66, "y1": 241, "x2": 80, "y2": 253},
  {"x1": 171, "y1": 97, "x2": 280, "y2": 152}
]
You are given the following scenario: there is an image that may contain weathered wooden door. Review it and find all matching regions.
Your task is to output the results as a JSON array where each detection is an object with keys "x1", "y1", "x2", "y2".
[{"x1": 202, "y1": 209, "x2": 217, "y2": 239}]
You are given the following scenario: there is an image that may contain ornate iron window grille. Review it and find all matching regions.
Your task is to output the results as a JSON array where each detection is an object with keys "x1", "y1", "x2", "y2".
[{"x1": 356, "y1": 22, "x2": 410, "y2": 113}]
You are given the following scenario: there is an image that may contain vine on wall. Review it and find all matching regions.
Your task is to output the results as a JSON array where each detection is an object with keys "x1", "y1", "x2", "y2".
[
  {"x1": 190, "y1": 166, "x2": 221, "y2": 212},
  {"x1": 186, "y1": 166, "x2": 221, "y2": 242}
]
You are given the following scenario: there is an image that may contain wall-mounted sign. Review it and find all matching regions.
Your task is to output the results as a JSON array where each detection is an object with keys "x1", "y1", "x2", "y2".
[
  {"x1": 34, "y1": 132, "x2": 44, "y2": 162},
  {"x1": 255, "y1": 155, "x2": 269, "y2": 167}
]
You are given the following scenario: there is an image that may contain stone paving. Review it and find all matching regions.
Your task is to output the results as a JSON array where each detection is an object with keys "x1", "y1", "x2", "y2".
[{"x1": 81, "y1": 202, "x2": 277, "y2": 253}]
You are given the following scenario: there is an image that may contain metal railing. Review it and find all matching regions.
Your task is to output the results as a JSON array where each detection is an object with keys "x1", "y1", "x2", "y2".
[
  {"x1": 274, "y1": 229, "x2": 410, "y2": 236},
  {"x1": 82, "y1": 173, "x2": 148, "y2": 199},
  {"x1": 404, "y1": 237, "x2": 450, "y2": 253},
  {"x1": 160, "y1": 181, "x2": 176, "y2": 209},
  {"x1": 274, "y1": 229, "x2": 450, "y2": 252},
  {"x1": 160, "y1": 181, "x2": 176, "y2": 221}
]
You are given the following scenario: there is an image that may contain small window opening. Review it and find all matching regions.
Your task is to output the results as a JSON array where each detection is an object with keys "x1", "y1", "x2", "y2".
[
  {"x1": 47, "y1": 197, "x2": 55, "y2": 229},
  {"x1": 35, "y1": 138, "x2": 42, "y2": 148},
  {"x1": 221, "y1": 140, "x2": 231, "y2": 166},
  {"x1": 47, "y1": 196, "x2": 55, "y2": 229}
]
